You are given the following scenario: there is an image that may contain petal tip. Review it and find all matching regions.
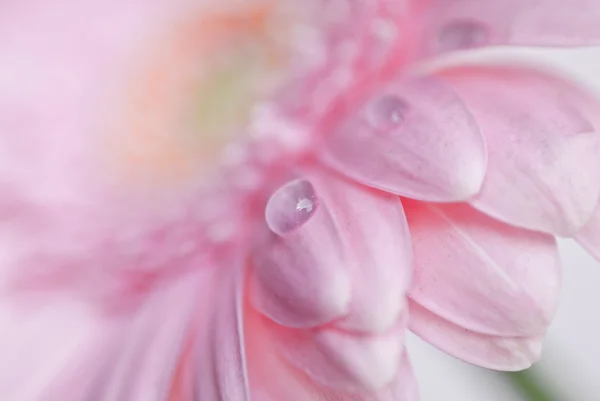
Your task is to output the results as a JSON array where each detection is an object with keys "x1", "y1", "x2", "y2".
[{"x1": 444, "y1": 157, "x2": 486, "y2": 201}]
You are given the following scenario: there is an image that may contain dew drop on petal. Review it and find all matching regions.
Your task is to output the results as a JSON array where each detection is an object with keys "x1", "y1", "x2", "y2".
[
  {"x1": 438, "y1": 20, "x2": 489, "y2": 51},
  {"x1": 366, "y1": 95, "x2": 408, "y2": 132},
  {"x1": 265, "y1": 179, "x2": 319, "y2": 236}
]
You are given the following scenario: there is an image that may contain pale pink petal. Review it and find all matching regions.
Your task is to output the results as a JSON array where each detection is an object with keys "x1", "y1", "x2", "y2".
[
  {"x1": 575, "y1": 203, "x2": 600, "y2": 261},
  {"x1": 0, "y1": 295, "x2": 110, "y2": 401},
  {"x1": 309, "y1": 170, "x2": 413, "y2": 333},
  {"x1": 0, "y1": 272, "x2": 197, "y2": 401},
  {"x1": 405, "y1": 200, "x2": 560, "y2": 338},
  {"x1": 0, "y1": 258, "x2": 249, "y2": 401},
  {"x1": 267, "y1": 311, "x2": 408, "y2": 393},
  {"x1": 245, "y1": 303, "x2": 419, "y2": 400},
  {"x1": 320, "y1": 76, "x2": 486, "y2": 202},
  {"x1": 438, "y1": 65, "x2": 600, "y2": 236},
  {"x1": 408, "y1": 301, "x2": 543, "y2": 371},
  {"x1": 96, "y1": 269, "x2": 211, "y2": 401},
  {"x1": 192, "y1": 260, "x2": 250, "y2": 401},
  {"x1": 279, "y1": 0, "x2": 419, "y2": 133},
  {"x1": 250, "y1": 179, "x2": 352, "y2": 329},
  {"x1": 418, "y1": 0, "x2": 600, "y2": 55},
  {"x1": 252, "y1": 169, "x2": 412, "y2": 332}
]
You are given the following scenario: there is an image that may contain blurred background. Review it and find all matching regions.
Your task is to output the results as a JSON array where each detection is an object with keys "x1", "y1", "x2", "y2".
[{"x1": 408, "y1": 48, "x2": 600, "y2": 401}]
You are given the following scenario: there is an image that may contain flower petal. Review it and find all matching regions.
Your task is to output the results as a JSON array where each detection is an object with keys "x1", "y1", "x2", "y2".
[
  {"x1": 0, "y1": 265, "x2": 209, "y2": 401},
  {"x1": 250, "y1": 180, "x2": 352, "y2": 329},
  {"x1": 404, "y1": 200, "x2": 560, "y2": 338},
  {"x1": 191, "y1": 259, "x2": 250, "y2": 401},
  {"x1": 575, "y1": 203, "x2": 600, "y2": 262},
  {"x1": 98, "y1": 269, "x2": 212, "y2": 401},
  {"x1": 245, "y1": 302, "x2": 419, "y2": 400},
  {"x1": 418, "y1": 0, "x2": 600, "y2": 55},
  {"x1": 312, "y1": 171, "x2": 413, "y2": 333},
  {"x1": 321, "y1": 76, "x2": 486, "y2": 202},
  {"x1": 408, "y1": 300, "x2": 543, "y2": 371},
  {"x1": 0, "y1": 295, "x2": 109, "y2": 401},
  {"x1": 252, "y1": 169, "x2": 412, "y2": 332},
  {"x1": 277, "y1": 0, "x2": 417, "y2": 131},
  {"x1": 269, "y1": 317, "x2": 407, "y2": 393},
  {"x1": 438, "y1": 65, "x2": 600, "y2": 236}
]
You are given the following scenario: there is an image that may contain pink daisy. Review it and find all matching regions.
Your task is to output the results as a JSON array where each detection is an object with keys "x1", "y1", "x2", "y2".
[{"x1": 2, "y1": 0, "x2": 600, "y2": 400}]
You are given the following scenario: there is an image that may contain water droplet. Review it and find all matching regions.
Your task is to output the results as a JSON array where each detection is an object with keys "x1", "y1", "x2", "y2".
[
  {"x1": 266, "y1": 179, "x2": 319, "y2": 236},
  {"x1": 438, "y1": 20, "x2": 489, "y2": 51},
  {"x1": 296, "y1": 198, "x2": 313, "y2": 213},
  {"x1": 366, "y1": 95, "x2": 408, "y2": 132}
]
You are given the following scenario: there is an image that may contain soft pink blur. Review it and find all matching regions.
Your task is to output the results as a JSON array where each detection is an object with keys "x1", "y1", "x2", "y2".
[{"x1": 2, "y1": 1, "x2": 600, "y2": 401}]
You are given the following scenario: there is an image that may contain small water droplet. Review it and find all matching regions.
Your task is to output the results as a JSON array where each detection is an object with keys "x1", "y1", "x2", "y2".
[
  {"x1": 265, "y1": 179, "x2": 319, "y2": 236},
  {"x1": 296, "y1": 198, "x2": 314, "y2": 212},
  {"x1": 366, "y1": 95, "x2": 408, "y2": 132},
  {"x1": 438, "y1": 20, "x2": 489, "y2": 51}
]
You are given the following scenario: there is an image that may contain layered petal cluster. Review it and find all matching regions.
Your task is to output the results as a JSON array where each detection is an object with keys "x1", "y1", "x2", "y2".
[{"x1": 3, "y1": 1, "x2": 600, "y2": 401}]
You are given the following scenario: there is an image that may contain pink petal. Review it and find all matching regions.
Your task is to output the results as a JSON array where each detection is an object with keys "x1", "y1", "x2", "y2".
[
  {"x1": 0, "y1": 272, "x2": 195, "y2": 401},
  {"x1": 250, "y1": 180, "x2": 352, "y2": 329},
  {"x1": 278, "y1": 0, "x2": 418, "y2": 133},
  {"x1": 320, "y1": 76, "x2": 486, "y2": 202},
  {"x1": 192, "y1": 259, "x2": 250, "y2": 401},
  {"x1": 0, "y1": 295, "x2": 110, "y2": 401},
  {"x1": 575, "y1": 202, "x2": 600, "y2": 261},
  {"x1": 404, "y1": 200, "x2": 560, "y2": 338},
  {"x1": 314, "y1": 172, "x2": 413, "y2": 333},
  {"x1": 252, "y1": 168, "x2": 412, "y2": 332},
  {"x1": 418, "y1": 0, "x2": 600, "y2": 55},
  {"x1": 97, "y1": 269, "x2": 212, "y2": 401},
  {"x1": 245, "y1": 303, "x2": 419, "y2": 400},
  {"x1": 269, "y1": 320, "x2": 407, "y2": 393},
  {"x1": 438, "y1": 65, "x2": 600, "y2": 236},
  {"x1": 408, "y1": 300, "x2": 543, "y2": 371}
]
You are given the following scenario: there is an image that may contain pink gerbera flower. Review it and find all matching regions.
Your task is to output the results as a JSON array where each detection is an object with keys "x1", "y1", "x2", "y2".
[{"x1": 2, "y1": 0, "x2": 600, "y2": 400}]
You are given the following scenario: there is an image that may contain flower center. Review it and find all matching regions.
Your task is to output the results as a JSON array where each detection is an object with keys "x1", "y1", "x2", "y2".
[{"x1": 106, "y1": 1, "x2": 296, "y2": 188}]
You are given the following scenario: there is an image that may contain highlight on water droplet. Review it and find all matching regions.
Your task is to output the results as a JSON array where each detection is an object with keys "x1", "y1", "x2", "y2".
[
  {"x1": 366, "y1": 94, "x2": 408, "y2": 132},
  {"x1": 265, "y1": 179, "x2": 319, "y2": 236},
  {"x1": 438, "y1": 20, "x2": 489, "y2": 51}
]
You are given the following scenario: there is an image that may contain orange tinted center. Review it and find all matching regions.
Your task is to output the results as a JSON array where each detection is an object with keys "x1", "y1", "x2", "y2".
[{"x1": 106, "y1": 1, "x2": 286, "y2": 187}]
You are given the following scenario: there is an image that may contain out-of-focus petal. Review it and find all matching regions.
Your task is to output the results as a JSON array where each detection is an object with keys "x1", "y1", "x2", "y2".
[
  {"x1": 245, "y1": 303, "x2": 419, "y2": 400},
  {"x1": 191, "y1": 259, "x2": 249, "y2": 401},
  {"x1": 251, "y1": 169, "x2": 412, "y2": 332},
  {"x1": 418, "y1": 0, "x2": 600, "y2": 55},
  {"x1": 438, "y1": 65, "x2": 600, "y2": 236},
  {"x1": 280, "y1": 0, "x2": 418, "y2": 131},
  {"x1": 404, "y1": 200, "x2": 560, "y2": 339},
  {"x1": 0, "y1": 265, "x2": 207, "y2": 401},
  {"x1": 0, "y1": 0, "x2": 188, "y2": 200},
  {"x1": 320, "y1": 77, "x2": 486, "y2": 202},
  {"x1": 576, "y1": 203, "x2": 600, "y2": 261},
  {"x1": 408, "y1": 301, "x2": 543, "y2": 371},
  {"x1": 0, "y1": 295, "x2": 110, "y2": 401},
  {"x1": 98, "y1": 269, "x2": 212, "y2": 401}
]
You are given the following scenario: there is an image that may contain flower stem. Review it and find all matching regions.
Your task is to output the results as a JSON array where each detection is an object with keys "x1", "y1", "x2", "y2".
[{"x1": 502, "y1": 369, "x2": 562, "y2": 401}]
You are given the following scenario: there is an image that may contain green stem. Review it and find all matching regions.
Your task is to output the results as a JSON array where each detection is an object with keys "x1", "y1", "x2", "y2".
[{"x1": 503, "y1": 369, "x2": 562, "y2": 401}]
